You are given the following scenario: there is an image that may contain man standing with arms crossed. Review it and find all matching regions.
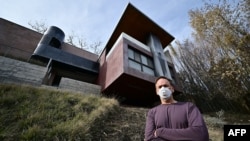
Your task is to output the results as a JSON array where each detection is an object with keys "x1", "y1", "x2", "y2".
[{"x1": 144, "y1": 76, "x2": 209, "y2": 141}]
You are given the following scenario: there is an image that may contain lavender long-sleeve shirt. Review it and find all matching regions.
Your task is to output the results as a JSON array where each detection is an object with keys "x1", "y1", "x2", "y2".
[{"x1": 144, "y1": 102, "x2": 209, "y2": 141}]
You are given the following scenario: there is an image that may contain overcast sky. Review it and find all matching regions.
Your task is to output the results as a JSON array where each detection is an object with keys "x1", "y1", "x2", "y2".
[{"x1": 1, "y1": 0, "x2": 209, "y2": 48}]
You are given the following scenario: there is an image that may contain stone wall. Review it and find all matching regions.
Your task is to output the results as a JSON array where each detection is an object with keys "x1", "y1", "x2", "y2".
[{"x1": 0, "y1": 56, "x2": 101, "y2": 95}]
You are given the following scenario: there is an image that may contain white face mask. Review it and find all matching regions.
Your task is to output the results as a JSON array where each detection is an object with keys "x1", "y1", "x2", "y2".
[{"x1": 158, "y1": 87, "x2": 172, "y2": 99}]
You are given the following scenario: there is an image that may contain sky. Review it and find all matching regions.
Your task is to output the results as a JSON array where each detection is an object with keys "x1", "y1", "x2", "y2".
[{"x1": 1, "y1": 0, "x2": 208, "y2": 48}]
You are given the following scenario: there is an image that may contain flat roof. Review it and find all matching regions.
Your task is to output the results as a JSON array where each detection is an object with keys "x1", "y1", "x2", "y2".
[{"x1": 105, "y1": 3, "x2": 175, "y2": 52}]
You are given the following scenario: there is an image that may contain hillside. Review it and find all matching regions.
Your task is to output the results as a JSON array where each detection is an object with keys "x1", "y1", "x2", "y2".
[{"x1": 0, "y1": 84, "x2": 233, "y2": 141}]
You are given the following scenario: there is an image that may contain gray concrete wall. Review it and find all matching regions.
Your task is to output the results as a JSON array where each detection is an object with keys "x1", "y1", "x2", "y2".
[
  {"x1": 0, "y1": 56, "x2": 101, "y2": 95},
  {"x1": 0, "y1": 56, "x2": 47, "y2": 85},
  {"x1": 59, "y1": 78, "x2": 101, "y2": 95}
]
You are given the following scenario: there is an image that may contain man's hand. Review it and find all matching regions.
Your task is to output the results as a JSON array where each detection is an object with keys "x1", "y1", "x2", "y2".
[{"x1": 154, "y1": 130, "x2": 157, "y2": 137}]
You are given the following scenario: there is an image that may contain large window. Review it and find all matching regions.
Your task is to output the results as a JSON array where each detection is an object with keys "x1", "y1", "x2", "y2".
[{"x1": 128, "y1": 47, "x2": 155, "y2": 75}]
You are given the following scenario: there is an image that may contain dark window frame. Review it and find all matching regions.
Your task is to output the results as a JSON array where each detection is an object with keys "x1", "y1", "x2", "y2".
[{"x1": 128, "y1": 46, "x2": 155, "y2": 75}]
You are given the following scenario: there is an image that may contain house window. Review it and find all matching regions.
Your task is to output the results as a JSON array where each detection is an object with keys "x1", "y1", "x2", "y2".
[
  {"x1": 49, "y1": 37, "x2": 61, "y2": 48},
  {"x1": 128, "y1": 47, "x2": 155, "y2": 75},
  {"x1": 168, "y1": 65, "x2": 176, "y2": 84}
]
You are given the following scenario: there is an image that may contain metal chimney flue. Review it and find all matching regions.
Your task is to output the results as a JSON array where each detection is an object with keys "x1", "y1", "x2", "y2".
[
  {"x1": 37, "y1": 26, "x2": 65, "y2": 49},
  {"x1": 31, "y1": 26, "x2": 65, "y2": 63}
]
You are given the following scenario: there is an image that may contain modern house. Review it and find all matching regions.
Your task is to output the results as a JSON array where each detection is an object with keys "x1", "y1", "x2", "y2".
[{"x1": 0, "y1": 3, "x2": 181, "y2": 107}]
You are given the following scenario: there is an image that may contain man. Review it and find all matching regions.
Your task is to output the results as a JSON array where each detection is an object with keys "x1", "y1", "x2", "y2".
[{"x1": 144, "y1": 76, "x2": 209, "y2": 141}]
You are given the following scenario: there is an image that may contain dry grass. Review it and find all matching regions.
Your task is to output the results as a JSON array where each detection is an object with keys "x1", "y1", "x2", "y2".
[
  {"x1": 0, "y1": 84, "x2": 119, "y2": 140},
  {"x1": 1, "y1": 83, "x2": 249, "y2": 141},
  {"x1": 208, "y1": 129, "x2": 223, "y2": 141},
  {"x1": 100, "y1": 106, "x2": 227, "y2": 141}
]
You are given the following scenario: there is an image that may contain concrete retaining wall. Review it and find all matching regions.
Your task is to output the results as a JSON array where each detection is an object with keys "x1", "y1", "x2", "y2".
[
  {"x1": 0, "y1": 56, "x2": 46, "y2": 85},
  {"x1": 0, "y1": 56, "x2": 101, "y2": 95},
  {"x1": 59, "y1": 78, "x2": 101, "y2": 95}
]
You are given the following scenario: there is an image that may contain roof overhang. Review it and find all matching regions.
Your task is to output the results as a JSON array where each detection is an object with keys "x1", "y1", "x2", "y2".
[{"x1": 105, "y1": 3, "x2": 175, "y2": 54}]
